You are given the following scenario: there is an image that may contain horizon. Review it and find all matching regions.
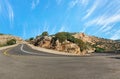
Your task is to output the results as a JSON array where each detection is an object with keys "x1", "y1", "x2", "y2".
[{"x1": 0, "y1": 0, "x2": 120, "y2": 40}]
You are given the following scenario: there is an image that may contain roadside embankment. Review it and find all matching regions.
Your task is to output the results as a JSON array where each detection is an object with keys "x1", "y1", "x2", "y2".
[
  {"x1": 0, "y1": 44, "x2": 18, "y2": 51},
  {"x1": 25, "y1": 42, "x2": 84, "y2": 56}
]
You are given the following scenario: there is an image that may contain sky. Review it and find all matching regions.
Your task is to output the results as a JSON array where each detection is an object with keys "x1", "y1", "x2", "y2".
[{"x1": 0, "y1": 0, "x2": 120, "y2": 40}]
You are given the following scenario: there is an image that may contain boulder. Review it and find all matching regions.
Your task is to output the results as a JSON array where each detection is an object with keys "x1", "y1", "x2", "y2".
[
  {"x1": 55, "y1": 40, "x2": 81, "y2": 54},
  {"x1": 34, "y1": 36, "x2": 52, "y2": 48}
]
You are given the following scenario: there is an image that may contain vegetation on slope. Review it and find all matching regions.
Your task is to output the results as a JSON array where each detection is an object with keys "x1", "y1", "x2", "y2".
[{"x1": 28, "y1": 31, "x2": 120, "y2": 53}]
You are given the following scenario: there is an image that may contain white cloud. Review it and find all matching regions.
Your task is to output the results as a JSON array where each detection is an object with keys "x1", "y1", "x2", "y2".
[
  {"x1": 31, "y1": 0, "x2": 40, "y2": 9},
  {"x1": 83, "y1": 0, "x2": 99, "y2": 19},
  {"x1": 110, "y1": 29, "x2": 120, "y2": 40}
]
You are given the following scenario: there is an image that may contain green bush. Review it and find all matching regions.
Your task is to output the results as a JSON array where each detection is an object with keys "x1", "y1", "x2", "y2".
[
  {"x1": 41, "y1": 31, "x2": 48, "y2": 36},
  {"x1": 73, "y1": 38, "x2": 86, "y2": 51},
  {"x1": 95, "y1": 47, "x2": 105, "y2": 52},
  {"x1": 55, "y1": 32, "x2": 67, "y2": 43},
  {"x1": 7, "y1": 39, "x2": 16, "y2": 45},
  {"x1": 55, "y1": 32, "x2": 86, "y2": 51},
  {"x1": 29, "y1": 37, "x2": 34, "y2": 40}
]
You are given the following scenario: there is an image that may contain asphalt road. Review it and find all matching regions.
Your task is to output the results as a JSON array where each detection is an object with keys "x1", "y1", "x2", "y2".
[{"x1": 0, "y1": 44, "x2": 120, "y2": 79}]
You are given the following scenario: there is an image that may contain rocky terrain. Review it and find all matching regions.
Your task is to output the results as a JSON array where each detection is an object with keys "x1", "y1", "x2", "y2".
[
  {"x1": 0, "y1": 34, "x2": 23, "y2": 47},
  {"x1": 28, "y1": 32, "x2": 120, "y2": 55},
  {"x1": 74, "y1": 33, "x2": 120, "y2": 51}
]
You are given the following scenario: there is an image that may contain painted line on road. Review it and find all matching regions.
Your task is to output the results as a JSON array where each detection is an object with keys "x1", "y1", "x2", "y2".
[
  {"x1": 20, "y1": 44, "x2": 40, "y2": 55},
  {"x1": 3, "y1": 49, "x2": 10, "y2": 56}
]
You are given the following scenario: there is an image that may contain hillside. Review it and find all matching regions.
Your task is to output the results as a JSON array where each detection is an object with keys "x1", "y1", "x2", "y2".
[
  {"x1": 0, "y1": 34, "x2": 23, "y2": 47},
  {"x1": 73, "y1": 33, "x2": 120, "y2": 51},
  {"x1": 28, "y1": 32, "x2": 120, "y2": 55}
]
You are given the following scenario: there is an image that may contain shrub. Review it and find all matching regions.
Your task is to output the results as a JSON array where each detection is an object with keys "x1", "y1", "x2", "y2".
[
  {"x1": 7, "y1": 39, "x2": 16, "y2": 45},
  {"x1": 55, "y1": 32, "x2": 75, "y2": 43},
  {"x1": 55, "y1": 32, "x2": 87, "y2": 51},
  {"x1": 73, "y1": 38, "x2": 86, "y2": 51},
  {"x1": 55, "y1": 32, "x2": 67, "y2": 43},
  {"x1": 41, "y1": 31, "x2": 48, "y2": 36},
  {"x1": 29, "y1": 37, "x2": 34, "y2": 40},
  {"x1": 95, "y1": 47, "x2": 105, "y2": 52}
]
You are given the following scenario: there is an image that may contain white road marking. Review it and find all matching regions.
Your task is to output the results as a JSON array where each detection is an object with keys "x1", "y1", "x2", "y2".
[{"x1": 20, "y1": 44, "x2": 40, "y2": 55}]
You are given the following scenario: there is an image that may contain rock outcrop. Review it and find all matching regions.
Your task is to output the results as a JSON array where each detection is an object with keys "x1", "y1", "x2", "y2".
[
  {"x1": 29, "y1": 32, "x2": 120, "y2": 55},
  {"x1": 73, "y1": 33, "x2": 120, "y2": 51},
  {"x1": 32, "y1": 36, "x2": 82, "y2": 54},
  {"x1": 55, "y1": 40, "x2": 81, "y2": 54}
]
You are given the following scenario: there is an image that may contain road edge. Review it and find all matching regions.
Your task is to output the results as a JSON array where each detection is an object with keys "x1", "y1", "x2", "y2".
[
  {"x1": 0, "y1": 44, "x2": 19, "y2": 51},
  {"x1": 25, "y1": 43, "x2": 82, "y2": 56}
]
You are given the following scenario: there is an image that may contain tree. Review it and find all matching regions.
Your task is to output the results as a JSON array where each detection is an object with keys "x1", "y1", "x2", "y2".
[{"x1": 41, "y1": 31, "x2": 48, "y2": 36}]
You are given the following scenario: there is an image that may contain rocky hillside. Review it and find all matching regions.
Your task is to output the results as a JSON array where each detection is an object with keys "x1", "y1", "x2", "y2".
[
  {"x1": 73, "y1": 33, "x2": 120, "y2": 51},
  {"x1": 0, "y1": 34, "x2": 23, "y2": 47},
  {"x1": 28, "y1": 32, "x2": 120, "y2": 55}
]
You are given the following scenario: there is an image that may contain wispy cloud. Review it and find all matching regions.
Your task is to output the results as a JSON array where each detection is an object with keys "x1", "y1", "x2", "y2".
[
  {"x1": 83, "y1": 0, "x2": 99, "y2": 19},
  {"x1": 5, "y1": 0, "x2": 14, "y2": 26},
  {"x1": 56, "y1": 0, "x2": 62, "y2": 5},
  {"x1": 22, "y1": 23, "x2": 28, "y2": 39},
  {"x1": 31, "y1": 0, "x2": 40, "y2": 9},
  {"x1": 50, "y1": 26, "x2": 57, "y2": 34},
  {"x1": 59, "y1": 25, "x2": 69, "y2": 32},
  {"x1": 43, "y1": 22, "x2": 49, "y2": 32},
  {"x1": 68, "y1": 0, "x2": 89, "y2": 9},
  {"x1": 69, "y1": 0, "x2": 79, "y2": 9},
  {"x1": 102, "y1": 25, "x2": 114, "y2": 33},
  {"x1": 85, "y1": 14, "x2": 120, "y2": 31},
  {"x1": 81, "y1": 0, "x2": 89, "y2": 6},
  {"x1": 59, "y1": 26, "x2": 66, "y2": 32},
  {"x1": 0, "y1": 0, "x2": 14, "y2": 28},
  {"x1": 0, "y1": 4, "x2": 2, "y2": 13},
  {"x1": 83, "y1": 0, "x2": 120, "y2": 33},
  {"x1": 110, "y1": 29, "x2": 120, "y2": 40}
]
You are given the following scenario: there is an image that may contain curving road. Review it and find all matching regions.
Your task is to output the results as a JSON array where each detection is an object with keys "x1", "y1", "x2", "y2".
[{"x1": 0, "y1": 44, "x2": 120, "y2": 79}]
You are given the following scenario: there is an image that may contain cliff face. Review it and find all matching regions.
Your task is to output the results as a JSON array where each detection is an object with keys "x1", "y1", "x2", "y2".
[{"x1": 0, "y1": 35, "x2": 23, "y2": 46}]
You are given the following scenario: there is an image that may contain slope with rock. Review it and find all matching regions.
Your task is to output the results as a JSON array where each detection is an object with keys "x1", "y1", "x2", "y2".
[
  {"x1": 28, "y1": 32, "x2": 120, "y2": 55},
  {"x1": 0, "y1": 34, "x2": 23, "y2": 47}
]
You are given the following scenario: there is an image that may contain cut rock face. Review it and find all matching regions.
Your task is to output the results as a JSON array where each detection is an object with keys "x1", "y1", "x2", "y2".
[{"x1": 33, "y1": 36, "x2": 82, "y2": 54}]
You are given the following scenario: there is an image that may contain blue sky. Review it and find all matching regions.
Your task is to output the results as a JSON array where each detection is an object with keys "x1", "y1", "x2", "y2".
[{"x1": 0, "y1": 0, "x2": 120, "y2": 40}]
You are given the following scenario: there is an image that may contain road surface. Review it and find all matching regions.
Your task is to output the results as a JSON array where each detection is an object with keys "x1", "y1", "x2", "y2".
[{"x1": 0, "y1": 44, "x2": 120, "y2": 79}]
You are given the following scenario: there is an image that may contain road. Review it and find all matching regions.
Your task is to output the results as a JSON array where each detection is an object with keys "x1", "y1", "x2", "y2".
[{"x1": 0, "y1": 44, "x2": 120, "y2": 79}]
